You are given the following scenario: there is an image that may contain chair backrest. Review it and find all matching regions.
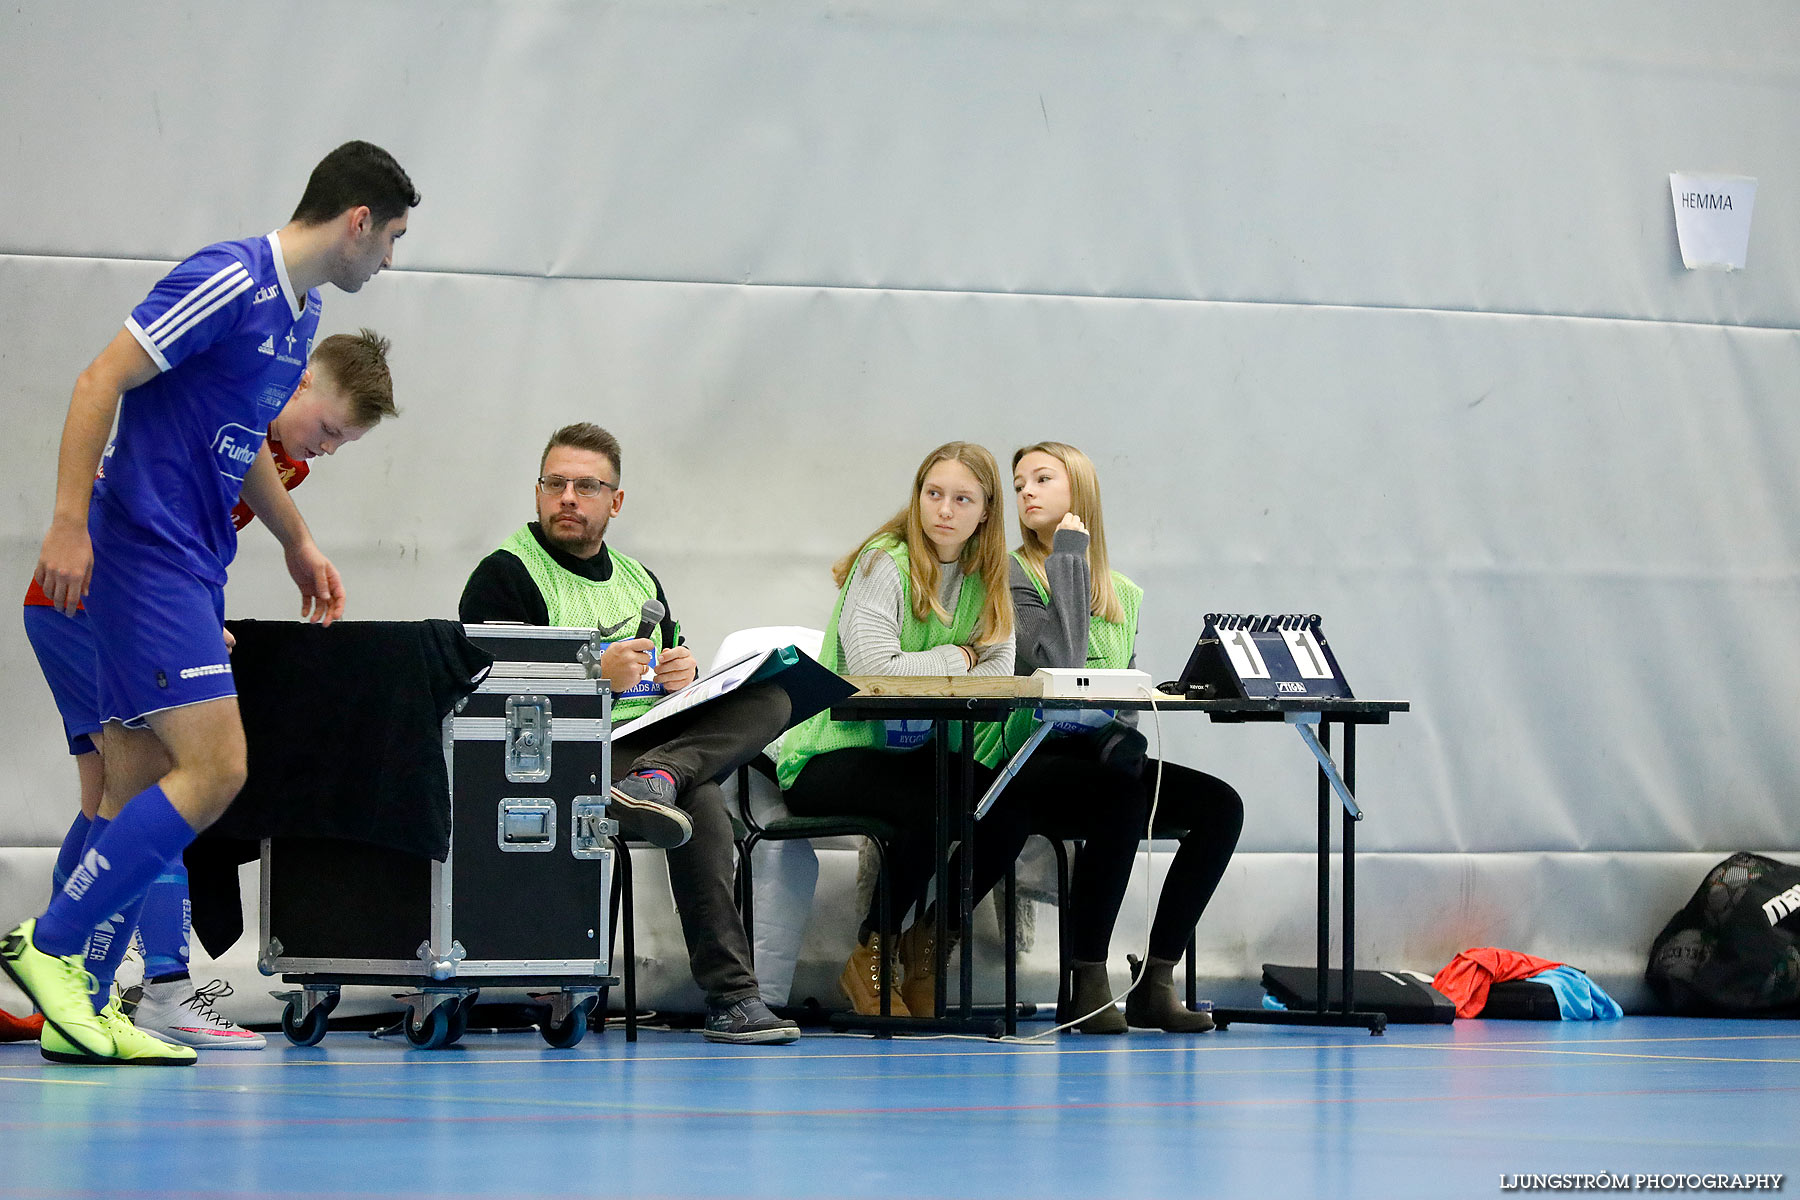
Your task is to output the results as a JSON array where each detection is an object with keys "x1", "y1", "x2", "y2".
[{"x1": 708, "y1": 625, "x2": 825, "y2": 672}]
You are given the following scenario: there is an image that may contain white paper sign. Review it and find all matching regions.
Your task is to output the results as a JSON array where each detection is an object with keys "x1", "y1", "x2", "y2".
[{"x1": 1669, "y1": 173, "x2": 1757, "y2": 271}]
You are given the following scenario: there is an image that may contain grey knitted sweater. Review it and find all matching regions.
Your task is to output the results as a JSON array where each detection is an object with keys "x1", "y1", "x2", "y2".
[{"x1": 838, "y1": 548, "x2": 1015, "y2": 677}]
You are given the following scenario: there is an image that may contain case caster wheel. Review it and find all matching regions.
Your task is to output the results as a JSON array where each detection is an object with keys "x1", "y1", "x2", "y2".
[
  {"x1": 404, "y1": 1003, "x2": 455, "y2": 1050},
  {"x1": 540, "y1": 994, "x2": 597, "y2": 1048},
  {"x1": 444, "y1": 992, "x2": 478, "y2": 1046},
  {"x1": 280, "y1": 991, "x2": 337, "y2": 1047}
]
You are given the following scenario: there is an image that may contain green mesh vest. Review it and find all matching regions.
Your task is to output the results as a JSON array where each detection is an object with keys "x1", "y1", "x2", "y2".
[
  {"x1": 1002, "y1": 549, "x2": 1143, "y2": 751},
  {"x1": 498, "y1": 525, "x2": 679, "y2": 725},
  {"x1": 776, "y1": 537, "x2": 1006, "y2": 789}
]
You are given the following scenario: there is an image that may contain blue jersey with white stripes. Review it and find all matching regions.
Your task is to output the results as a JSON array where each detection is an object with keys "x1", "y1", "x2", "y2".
[{"x1": 94, "y1": 232, "x2": 322, "y2": 584}]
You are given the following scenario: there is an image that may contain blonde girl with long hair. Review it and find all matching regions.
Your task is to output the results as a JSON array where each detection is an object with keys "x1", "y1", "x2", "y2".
[
  {"x1": 777, "y1": 442, "x2": 1024, "y2": 1017},
  {"x1": 1002, "y1": 441, "x2": 1245, "y2": 1033}
]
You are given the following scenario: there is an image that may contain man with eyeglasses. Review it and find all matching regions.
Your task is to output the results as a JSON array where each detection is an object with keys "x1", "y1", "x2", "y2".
[{"x1": 457, "y1": 422, "x2": 801, "y2": 1044}]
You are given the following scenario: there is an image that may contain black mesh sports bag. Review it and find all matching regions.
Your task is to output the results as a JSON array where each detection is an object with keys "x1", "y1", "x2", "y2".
[{"x1": 1646, "y1": 852, "x2": 1800, "y2": 1015}]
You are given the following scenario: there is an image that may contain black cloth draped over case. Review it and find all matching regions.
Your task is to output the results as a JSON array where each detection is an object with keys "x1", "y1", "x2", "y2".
[{"x1": 185, "y1": 619, "x2": 493, "y2": 956}]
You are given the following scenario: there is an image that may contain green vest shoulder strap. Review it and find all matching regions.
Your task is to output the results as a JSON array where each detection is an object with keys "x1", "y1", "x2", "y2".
[
  {"x1": 1092, "y1": 571, "x2": 1142, "y2": 670},
  {"x1": 1012, "y1": 548, "x2": 1051, "y2": 607}
]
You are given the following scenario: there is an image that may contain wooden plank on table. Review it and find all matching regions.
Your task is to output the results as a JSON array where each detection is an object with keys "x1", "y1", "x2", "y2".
[{"x1": 840, "y1": 675, "x2": 1041, "y2": 698}]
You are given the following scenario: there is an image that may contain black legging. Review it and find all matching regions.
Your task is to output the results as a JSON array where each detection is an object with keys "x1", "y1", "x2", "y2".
[
  {"x1": 987, "y1": 742, "x2": 1244, "y2": 962},
  {"x1": 784, "y1": 745, "x2": 1020, "y2": 936},
  {"x1": 977, "y1": 747, "x2": 1147, "y2": 962},
  {"x1": 1138, "y1": 756, "x2": 1244, "y2": 960}
]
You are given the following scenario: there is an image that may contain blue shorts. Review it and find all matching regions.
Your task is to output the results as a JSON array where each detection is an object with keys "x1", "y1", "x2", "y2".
[
  {"x1": 85, "y1": 526, "x2": 233, "y2": 728},
  {"x1": 22, "y1": 605, "x2": 101, "y2": 755}
]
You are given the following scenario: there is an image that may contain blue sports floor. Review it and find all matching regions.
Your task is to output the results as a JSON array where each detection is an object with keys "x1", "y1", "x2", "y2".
[{"x1": 0, "y1": 1016, "x2": 1792, "y2": 1199}]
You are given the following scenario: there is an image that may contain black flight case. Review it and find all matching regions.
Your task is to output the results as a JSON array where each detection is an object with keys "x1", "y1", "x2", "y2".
[{"x1": 261, "y1": 625, "x2": 619, "y2": 1049}]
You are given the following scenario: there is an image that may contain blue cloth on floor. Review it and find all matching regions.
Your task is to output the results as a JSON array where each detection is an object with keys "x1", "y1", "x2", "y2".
[{"x1": 1529, "y1": 965, "x2": 1623, "y2": 1020}]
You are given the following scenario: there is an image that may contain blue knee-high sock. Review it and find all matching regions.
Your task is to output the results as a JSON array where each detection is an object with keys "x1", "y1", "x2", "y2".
[
  {"x1": 63, "y1": 813, "x2": 152, "y2": 1012},
  {"x1": 35, "y1": 785, "x2": 196, "y2": 962},
  {"x1": 50, "y1": 813, "x2": 95, "y2": 900},
  {"x1": 51, "y1": 816, "x2": 110, "y2": 927},
  {"x1": 84, "y1": 891, "x2": 151, "y2": 1012},
  {"x1": 137, "y1": 866, "x2": 192, "y2": 980}
]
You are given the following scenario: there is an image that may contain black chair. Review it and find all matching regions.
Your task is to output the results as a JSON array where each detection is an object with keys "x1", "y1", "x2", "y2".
[{"x1": 732, "y1": 758, "x2": 907, "y2": 1023}]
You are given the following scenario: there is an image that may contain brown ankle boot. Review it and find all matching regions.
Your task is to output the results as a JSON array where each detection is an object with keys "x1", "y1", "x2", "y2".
[
  {"x1": 1060, "y1": 960, "x2": 1127, "y2": 1034},
  {"x1": 838, "y1": 930, "x2": 909, "y2": 1017},
  {"x1": 896, "y1": 920, "x2": 957, "y2": 1017},
  {"x1": 1125, "y1": 954, "x2": 1214, "y2": 1032}
]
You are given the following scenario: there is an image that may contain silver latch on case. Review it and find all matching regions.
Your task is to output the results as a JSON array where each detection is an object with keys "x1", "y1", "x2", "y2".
[
  {"x1": 505, "y1": 694, "x2": 552, "y2": 782},
  {"x1": 578, "y1": 634, "x2": 607, "y2": 679},
  {"x1": 570, "y1": 795, "x2": 616, "y2": 859}
]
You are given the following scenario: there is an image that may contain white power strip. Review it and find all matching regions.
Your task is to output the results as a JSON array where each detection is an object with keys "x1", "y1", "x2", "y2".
[{"x1": 1032, "y1": 667, "x2": 1153, "y2": 700}]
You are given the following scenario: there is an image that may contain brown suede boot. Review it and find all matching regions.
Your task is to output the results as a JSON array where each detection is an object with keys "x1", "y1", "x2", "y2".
[
  {"x1": 1125, "y1": 954, "x2": 1215, "y2": 1032},
  {"x1": 1059, "y1": 960, "x2": 1127, "y2": 1034},
  {"x1": 838, "y1": 929, "x2": 909, "y2": 1017},
  {"x1": 896, "y1": 919, "x2": 957, "y2": 1017}
]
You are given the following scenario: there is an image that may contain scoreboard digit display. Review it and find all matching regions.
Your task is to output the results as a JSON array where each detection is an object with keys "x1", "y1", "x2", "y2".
[{"x1": 1176, "y1": 614, "x2": 1353, "y2": 701}]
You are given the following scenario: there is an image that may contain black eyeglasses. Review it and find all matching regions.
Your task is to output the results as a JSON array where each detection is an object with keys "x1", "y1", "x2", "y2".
[{"x1": 537, "y1": 475, "x2": 617, "y2": 498}]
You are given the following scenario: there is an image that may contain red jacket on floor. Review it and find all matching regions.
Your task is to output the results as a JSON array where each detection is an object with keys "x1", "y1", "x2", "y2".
[{"x1": 1433, "y1": 948, "x2": 1563, "y2": 1018}]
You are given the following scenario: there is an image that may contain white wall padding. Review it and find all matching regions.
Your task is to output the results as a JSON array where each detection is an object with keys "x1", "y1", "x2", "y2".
[{"x1": 2, "y1": 2, "x2": 1796, "y2": 1006}]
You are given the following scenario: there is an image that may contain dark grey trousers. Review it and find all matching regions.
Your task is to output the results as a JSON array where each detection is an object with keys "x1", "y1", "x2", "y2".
[{"x1": 611, "y1": 681, "x2": 793, "y2": 1005}]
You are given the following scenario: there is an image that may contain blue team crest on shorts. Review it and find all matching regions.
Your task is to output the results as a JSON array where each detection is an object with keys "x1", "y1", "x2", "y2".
[
  {"x1": 883, "y1": 719, "x2": 933, "y2": 750},
  {"x1": 212, "y1": 424, "x2": 262, "y2": 480}
]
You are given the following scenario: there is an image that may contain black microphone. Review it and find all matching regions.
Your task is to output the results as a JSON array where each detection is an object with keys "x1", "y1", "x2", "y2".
[{"x1": 632, "y1": 598, "x2": 666, "y2": 644}]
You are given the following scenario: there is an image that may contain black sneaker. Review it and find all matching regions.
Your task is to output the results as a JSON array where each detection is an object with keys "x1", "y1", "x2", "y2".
[
  {"x1": 703, "y1": 996, "x2": 800, "y2": 1045},
  {"x1": 608, "y1": 773, "x2": 693, "y2": 848}
]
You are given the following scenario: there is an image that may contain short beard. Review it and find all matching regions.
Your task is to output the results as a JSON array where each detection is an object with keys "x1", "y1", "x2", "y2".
[{"x1": 542, "y1": 514, "x2": 606, "y2": 559}]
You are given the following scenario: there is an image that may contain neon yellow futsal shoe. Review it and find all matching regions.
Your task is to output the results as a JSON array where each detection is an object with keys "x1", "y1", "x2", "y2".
[
  {"x1": 0, "y1": 918, "x2": 112, "y2": 1060},
  {"x1": 50, "y1": 997, "x2": 198, "y2": 1066}
]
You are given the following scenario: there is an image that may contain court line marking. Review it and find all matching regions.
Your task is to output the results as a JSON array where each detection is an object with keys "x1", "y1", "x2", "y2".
[
  {"x1": 2, "y1": 1080, "x2": 1796, "y2": 1134},
  {"x1": 3, "y1": 1030, "x2": 1795, "y2": 1086},
  {"x1": 1407, "y1": 1046, "x2": 1800, "y2": 1064},
  {"x1": 8, "y1": 1028, "x2": 1798, "y2": 1079},
  {"x1": 0, "y1": 1073, "x2": 114, "y2": 1088},
  {"x1": 174, "y1": 1029, "x2": 1800, "y2": 1069},
  {"x1": 0, "y1": 1055, "x2": 1741, "y2": 1109}
]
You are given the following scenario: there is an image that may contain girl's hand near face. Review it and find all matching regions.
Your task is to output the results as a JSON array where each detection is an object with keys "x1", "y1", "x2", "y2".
[{"x1": 1057, "y1": 512, "x2": 1088, "y2": 536}]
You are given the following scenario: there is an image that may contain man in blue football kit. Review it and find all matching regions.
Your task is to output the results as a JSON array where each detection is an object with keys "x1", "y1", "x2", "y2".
[
  {"x1": 0, "y1": 141, "x2": 419, "y2": 1065},
  {"x1": 14, "y1": 329, "x2": 400, "y2": 1052}
]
